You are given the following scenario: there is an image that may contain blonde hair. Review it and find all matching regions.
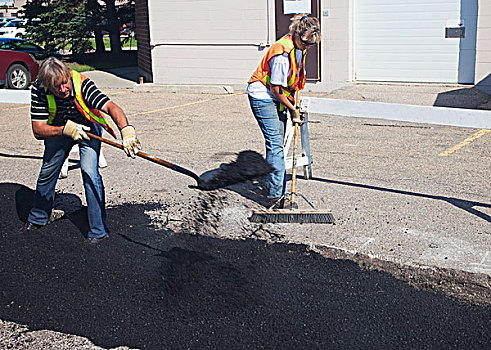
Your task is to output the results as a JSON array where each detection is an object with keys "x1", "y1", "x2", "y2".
[
  {"x1": 289, "y1": 14, "x2": 321, "y2": 45},
  {"x1": 38, "y1": 57, "x2": 71, "y2": 91}
]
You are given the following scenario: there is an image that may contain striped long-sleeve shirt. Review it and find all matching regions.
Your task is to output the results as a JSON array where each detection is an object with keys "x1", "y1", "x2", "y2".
[{"x1": 30, "y1": 77, "x2": 110, "y2": 127}]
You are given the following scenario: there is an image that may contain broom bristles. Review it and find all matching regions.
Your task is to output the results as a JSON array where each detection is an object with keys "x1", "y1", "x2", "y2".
[{"x1": 250, "y1": 210, "x2": 335, "y2": 224}]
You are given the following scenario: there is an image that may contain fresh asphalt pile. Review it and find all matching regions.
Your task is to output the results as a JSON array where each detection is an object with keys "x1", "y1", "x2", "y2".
[{"x1": 1, "y1": 183, "x2": 490, "y2": 349}]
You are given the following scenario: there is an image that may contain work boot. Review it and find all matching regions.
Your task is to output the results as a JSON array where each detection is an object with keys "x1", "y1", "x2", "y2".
[
  {"x1": 267, "y1": 197, "x2": 282, "y2": 209},
  {"x1": 88, "y1": 234, "x2": 109, "y2": 244},
  {"x1": 22, "y1": 209, "x2": 65, "y2": 232},
  {"x1": 22, "y1": 222, "x2": 42, "y2": 231}
]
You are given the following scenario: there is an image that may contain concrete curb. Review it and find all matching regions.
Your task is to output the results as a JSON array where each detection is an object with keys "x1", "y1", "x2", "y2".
[
  {"x1": 0, "y1": 90, "x2": 30, "y2": 104},
  {"x1": 302, "y1": 97, "x2": 491, "y2": 129}
]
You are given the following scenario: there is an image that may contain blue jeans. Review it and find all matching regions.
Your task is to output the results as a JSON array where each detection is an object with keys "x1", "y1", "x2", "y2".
[
  {"x1": 28, "y1": 124, "x2": 107, "y2": 239},
  {"x1": 248, "y1": 96, "x2": 287, "y2": 199}
]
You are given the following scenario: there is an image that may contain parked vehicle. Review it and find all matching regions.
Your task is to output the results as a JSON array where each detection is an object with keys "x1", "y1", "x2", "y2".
[
  {"x1": 0, "y1": 19, "x2": 27, "y2": 38},
  {"x1": 120, "y1": 21, "x2": 135, "y2": 36},
  {"x1": 0, "y1": 17, "x2": 19, "y2": 27},
  {"x1": 0, "y1": 38, "x2": 51, "y2": 60},
  {"x1": 0, "y1": 49, "x2": 39, "y2": 89}
]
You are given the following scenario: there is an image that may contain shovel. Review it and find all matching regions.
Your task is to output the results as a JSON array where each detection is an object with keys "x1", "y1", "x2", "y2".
[{"x1": 86, "y1": 132, "x2": 272, "y2": 190}]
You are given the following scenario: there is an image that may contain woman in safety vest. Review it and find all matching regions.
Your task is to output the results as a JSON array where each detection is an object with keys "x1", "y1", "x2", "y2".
[{"x1": 247, "y1": 14, "x2": 321, "y2": 208}]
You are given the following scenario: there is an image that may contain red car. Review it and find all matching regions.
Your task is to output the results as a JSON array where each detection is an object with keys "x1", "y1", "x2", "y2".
[{"x1": 0, "y1": 49, "x2": 39, "y2": 90}]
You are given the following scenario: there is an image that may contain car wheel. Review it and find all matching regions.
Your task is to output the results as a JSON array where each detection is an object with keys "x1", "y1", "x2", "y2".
[{"x1": 6, "y1": 64, "x2": 30, "y2": 90}]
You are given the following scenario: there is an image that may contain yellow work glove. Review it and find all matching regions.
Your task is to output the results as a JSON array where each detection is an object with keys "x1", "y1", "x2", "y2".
[
  {"x1": 121, "y1": 125, "x2": 141, "y2": 158},
  {"x1": 289, "y1": 108, "x2": 304, "y2": 125},
  {"x1": 62, "y1": 120, "x2": 90, "y2": 141}
]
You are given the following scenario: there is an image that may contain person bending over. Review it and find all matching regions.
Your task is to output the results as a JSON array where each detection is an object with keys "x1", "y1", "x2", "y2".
[
  {"x1": 25, "y1": 57, "x2": 141, "y2": 243},
  {"x1": 247, "y1": 14, "x2": 321, "y2": 208}
]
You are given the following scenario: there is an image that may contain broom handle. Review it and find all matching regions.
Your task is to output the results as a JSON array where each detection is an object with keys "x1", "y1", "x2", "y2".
[
  {"x1": 85, "y1": 132, "x2": 200, "y2": 182},
  {"x1": 290, "y1": 91, "x2": 300, "y2": 206}
]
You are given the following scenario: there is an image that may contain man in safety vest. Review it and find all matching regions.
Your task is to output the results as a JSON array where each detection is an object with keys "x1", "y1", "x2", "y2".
[
  {"x1": 247, "y1": 14, "x2": 321, "y2": 208},
  {"x1": 24, "y1": 57, "x2": 141, "y2": 243}
]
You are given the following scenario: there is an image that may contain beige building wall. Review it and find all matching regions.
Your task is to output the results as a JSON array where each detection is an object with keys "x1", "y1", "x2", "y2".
[
  {"x1": 475, "y1": 0, "x2": 491, "y2": 93},
  {"x1": 148, "y1": 0, "x2": 275, "y2": 86},
  {"x1": 146, "y1": 0, "x2": 489, "y2": 93},
  {"x1": 0, "y1": 0, "x2": 26, "y2": 18},
  {"x1": 147, "y1": 0, "x2": 354, "y2": 91},
  {"x1": 310, "y1": 0, "x2": 353, "y2": 91}
]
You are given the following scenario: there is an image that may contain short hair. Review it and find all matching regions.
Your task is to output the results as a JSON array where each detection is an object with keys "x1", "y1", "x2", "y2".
[
  {"x1": 289, "y1": 14, "x2": 321, "y2": 45},
  {"x1": 38, "y1": 57, "x2": 71, "y2": 91}
]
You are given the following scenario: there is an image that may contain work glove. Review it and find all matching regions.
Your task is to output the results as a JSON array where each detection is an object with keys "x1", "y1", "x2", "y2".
[
  {"x1": 121, "y1": 125, "x2": 141, "y2": 158},
  {"x1": 62, "y1": 120, "x2": 90, "y2": 141},
  {"x1": 289, "y1": 108, "x2": 304, "y2": 125}
]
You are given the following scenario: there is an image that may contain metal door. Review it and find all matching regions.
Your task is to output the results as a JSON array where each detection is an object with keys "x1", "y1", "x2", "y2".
[
  {"x1": 355, "y1": 0, "x2": 477, "y2": 83},
  {"x1": 275, "y1": 0, "x2": 321, "y2": 81}
]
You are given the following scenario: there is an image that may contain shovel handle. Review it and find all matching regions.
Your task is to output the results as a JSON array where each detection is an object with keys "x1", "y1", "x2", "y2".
[{"x1": 86, "y1": 132, "x2": 200, "y2": 182}]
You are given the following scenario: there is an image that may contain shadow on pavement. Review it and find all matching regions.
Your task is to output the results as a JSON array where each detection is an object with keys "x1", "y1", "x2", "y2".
[
  {"x1": 305, "y1": 176, "x2": 491, "y2": 223},
  {"x1": 0, "y1": 152, "x2": 43, "y2": 161},
  {"x1": 433, "y1": 85, "x2": 491, "y2": 110},
  {"x1": 475, "y1": 73, "x2": 491, "y2": 96},
  {"x1": 1, "y1": 183, "x2": 490, "y2": 349},
  {"x1": 13, "y1": 183, "x2": 88, "y2": 236}
]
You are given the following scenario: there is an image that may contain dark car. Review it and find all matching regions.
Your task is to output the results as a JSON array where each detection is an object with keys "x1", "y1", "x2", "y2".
[
  {"x1": 0, "y1": 38, "x2": 50, "y2": 60},
  {"x1": 0, "y1": 49, "x2": 39, "y2": 89}
]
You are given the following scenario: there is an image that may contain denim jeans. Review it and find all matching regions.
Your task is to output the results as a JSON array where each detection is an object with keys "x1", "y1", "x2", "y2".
[
  {"x1": 28, "y1": 124, "x2": 107, "y2": 238},
  {"x1": 248, "y1": 96, "x2": 287, "y2": 199}
]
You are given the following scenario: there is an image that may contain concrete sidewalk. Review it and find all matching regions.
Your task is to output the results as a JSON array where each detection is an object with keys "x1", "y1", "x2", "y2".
[
  {"x1": 2, "y1": 64, "x2": 490, "y2": 110},
  {"x1": 83, "y1": 66, "x2": 139, "y2": 89}
]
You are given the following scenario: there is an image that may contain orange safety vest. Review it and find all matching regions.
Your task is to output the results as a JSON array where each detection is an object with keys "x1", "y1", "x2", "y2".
[
  {"x1": 46, "y1": 70, "x2": 117, "y2": 138},
  {"x1": 248, "y1": 34, "x2": 306, "y2": 104}
]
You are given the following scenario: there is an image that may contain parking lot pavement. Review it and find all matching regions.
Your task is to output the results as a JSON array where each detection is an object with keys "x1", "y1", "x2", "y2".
[
  {"x1": 1, "y1": 84, "x2": 489, "y2": 288},
  {"x1": 0, "y1": 83, "x2": 489, "y2": 348}
]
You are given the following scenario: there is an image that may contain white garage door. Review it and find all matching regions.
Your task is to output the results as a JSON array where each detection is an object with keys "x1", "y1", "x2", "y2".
[{"x1": 355, "y1": 0, "x2": 477, "y2": 83}]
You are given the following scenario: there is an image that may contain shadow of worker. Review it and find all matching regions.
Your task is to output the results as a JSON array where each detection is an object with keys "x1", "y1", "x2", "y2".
[
  {"x1": 196, "y1": 150, "x2": 273, "y2": 207},
  {"x1": 1, "y1": 183, "x2": 87, "y2": 236}
]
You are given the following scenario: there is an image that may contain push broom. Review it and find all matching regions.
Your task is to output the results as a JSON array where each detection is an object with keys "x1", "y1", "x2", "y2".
[{"x1": 250, "y1": 91, "x2": 334, "y2": 224}]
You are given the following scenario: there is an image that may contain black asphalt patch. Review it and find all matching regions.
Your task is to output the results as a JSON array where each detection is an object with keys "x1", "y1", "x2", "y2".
[{"x1": 1, "y1": 183, "x2": 490, "y2": 349}]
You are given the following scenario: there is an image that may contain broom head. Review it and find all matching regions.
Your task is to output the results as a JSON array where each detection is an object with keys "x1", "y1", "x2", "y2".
[{"x1": 250, "y1": 209, "x2": 335, "y2": 224}]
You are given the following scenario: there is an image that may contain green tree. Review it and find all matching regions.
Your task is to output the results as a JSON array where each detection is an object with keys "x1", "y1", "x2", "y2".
[
  {"x1": 86, "y1": 0, "x2": 134, "y2": 54},
  {"x1": 22, "y1": 0, "x2": 92, "y2": 55},
  {"x1": 22, "y1": 0, "x2": 135, "y2": 55},
  {"x1": 86, "y1": 0, "x2": 106, "y2": 54}
]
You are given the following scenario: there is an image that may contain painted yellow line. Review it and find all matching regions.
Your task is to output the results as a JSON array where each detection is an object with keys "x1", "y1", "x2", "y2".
[
  {"x1": 439, "y1": 129, "x2": 491, "y2": 156},
  {"x1": 0, "y1": 105, "x2": 29, "y2": 111},
  {"x1": 127, "y1": 92, "x2": 245, "y2": 117},
  {"x1": 0, "y1": 92, "x2": 244, "y2": 116},
  {"x1": 110, "y1": 91, "x2": 132, "y2": 95}
]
